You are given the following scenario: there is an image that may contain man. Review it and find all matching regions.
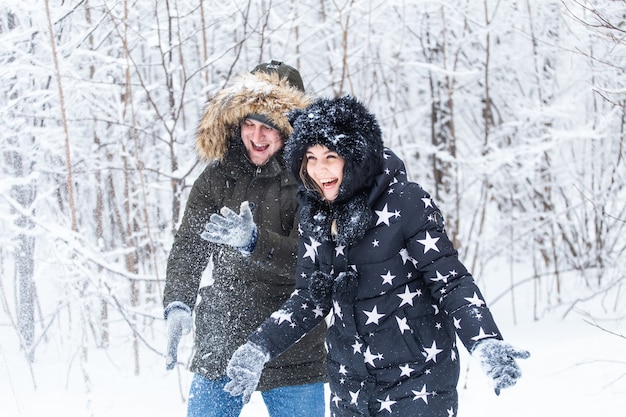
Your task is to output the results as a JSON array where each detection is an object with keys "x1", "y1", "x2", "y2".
[{"x1": 163, "y1": 61, "x2": 327, "y2": 417}]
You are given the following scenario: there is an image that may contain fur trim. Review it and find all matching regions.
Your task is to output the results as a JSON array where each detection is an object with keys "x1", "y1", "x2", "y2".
[
  {"x1": 299, "y1": 191, "x2": 373, "y2": 246},
  {"x1": 195, "y1": 71, "x2": 311, "y2": 161},
  {"x1": 285, "y1": 95, "x2": 384, "y2": 202},
  {"x1": 309, "y1": 270, "x2": 334, "y2": 309},
  {"x1": 334, "y1": 270, "x2": 358, "y2": 303},
  {"x1": 308, "y1": 269, "x2": 358, "y2": 307}
]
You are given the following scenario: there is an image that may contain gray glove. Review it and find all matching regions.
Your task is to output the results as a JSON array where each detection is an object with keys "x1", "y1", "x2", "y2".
[
  {"x1": 223, "y1": 342, "x2": 269, "y2": 404},
  {"x1": 471, "y1": 338, "x2": 530, "y2": 395},
  {"x1": 165, "y1": 302, "x2": 192, "y2": 370},
  {"x1": 201, "y1": 201, "x2": 258, "y2": 254}
]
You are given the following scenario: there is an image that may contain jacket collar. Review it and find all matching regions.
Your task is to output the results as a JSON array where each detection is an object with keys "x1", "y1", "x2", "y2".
[
  {"x1": 297, "y1": 149, "x2": 407, "y2": 247},
  {"x1": 298, "y1": 190, "x2": 373, "y2": 247}
]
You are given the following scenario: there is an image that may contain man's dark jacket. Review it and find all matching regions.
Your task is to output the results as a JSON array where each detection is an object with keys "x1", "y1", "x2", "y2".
[{"x1": 163, "y1": 71, "x2": 327, "y2": 391}]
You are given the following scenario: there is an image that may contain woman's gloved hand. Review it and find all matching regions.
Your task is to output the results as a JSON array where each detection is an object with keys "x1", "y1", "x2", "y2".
[
  {"x1": 471, "y1": 338, "x2": 530, "y2": 395},
  {"x1": 223, "y1": 341, "x2": 269, "y2": 404}
]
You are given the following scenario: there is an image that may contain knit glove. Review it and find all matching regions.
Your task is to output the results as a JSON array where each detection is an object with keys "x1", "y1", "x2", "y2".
[
  {"x1": 471, "y1": 338, "x2": 530, "y2": 395},
  {"x1": 223, "y1": 342, "x2": 270, "y2": 404},
  {"x1": 201, "y1": 201, "x2": 258, "y2": 254},
  {"x1": 164, "y1": 302, "x2": 192, "y2": 370}
]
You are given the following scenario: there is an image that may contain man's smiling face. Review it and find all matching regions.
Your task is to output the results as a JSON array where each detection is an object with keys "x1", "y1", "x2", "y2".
[{"x1": 241, "y1": 118, "x2": 283, "y2": 166}]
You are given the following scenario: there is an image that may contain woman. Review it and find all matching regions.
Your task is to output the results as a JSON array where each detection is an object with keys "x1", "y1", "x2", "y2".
[{"x1": 224, "y1": 96, "x2": 529, "y2": 416}]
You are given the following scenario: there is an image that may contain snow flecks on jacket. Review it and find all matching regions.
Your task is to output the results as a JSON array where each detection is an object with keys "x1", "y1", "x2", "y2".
[
  {"x1": 249, "y1": 148, "x2": 503, "y2": 416},
  {"x1": 162, "y1": 72, "x2": 326, "y2": 390}
]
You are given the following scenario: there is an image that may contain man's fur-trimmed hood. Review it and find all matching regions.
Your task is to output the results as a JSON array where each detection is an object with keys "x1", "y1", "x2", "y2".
[{"x1": 196, "y1": 71, "x2": 311, "y2": 161}]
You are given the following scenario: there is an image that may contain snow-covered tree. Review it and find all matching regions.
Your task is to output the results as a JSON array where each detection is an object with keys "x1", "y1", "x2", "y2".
[{"x1": 0, "y1": 0, "x2": 623, "y2": 378}]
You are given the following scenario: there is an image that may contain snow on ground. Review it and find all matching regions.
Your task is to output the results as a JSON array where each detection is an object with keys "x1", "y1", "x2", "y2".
[{"x1": 2, "y1": 307, "x2": 624, "y2": 417}]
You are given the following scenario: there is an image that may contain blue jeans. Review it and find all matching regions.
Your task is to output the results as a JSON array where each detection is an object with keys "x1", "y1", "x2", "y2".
[{"x1": 187, "y1": 374, "x2": 325, "y2": 417}]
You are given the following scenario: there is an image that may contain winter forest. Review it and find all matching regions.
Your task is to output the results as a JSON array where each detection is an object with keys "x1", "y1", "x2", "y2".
[{"x1": 1, "y1": 0, "x2": 625, "y2": 416}]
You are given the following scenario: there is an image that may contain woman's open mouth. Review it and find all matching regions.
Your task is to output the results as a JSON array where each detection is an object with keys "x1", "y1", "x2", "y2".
[{"x1": 320, "y1": 178, "x2": 338, "y2": 189}]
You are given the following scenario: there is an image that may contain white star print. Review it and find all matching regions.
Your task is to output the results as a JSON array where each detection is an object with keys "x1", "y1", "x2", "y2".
[
  {"x1": 417, "y1": 231, "x2": 440, "y2": 253},
  {"x1": 397, "y1": 285, "x2": 419, "y2": 307},
  {"x1": 270, "y1": 310, "x2": 292, "y2": 325},
  {"x1": 381, "y1": 271, "x2": 395, "y2": 285},
  {"x1": 432, "y1": 270, "x2": 449, "y2": 283},
  {"x1": 399, "y1": 248, "x2": 413, "y2": 265},
  {"x1": 303, "y1": 237, "x2": 321, "y2": 262},
  {"x1": 395, "y1": 316, "x2": 411, "y2": 334},
  {"x1": 338, "y1": 364, "x2": 348, "y2": 375},
  {"x1": 375, "y1": 204, "x2": 395, "y2": 226},
  {"x1": 352, "y1": 339, "x2": 363, "y2": 354},
  {"x1": 335, "y1": 245, "x2": 345, "y2": 257},
  {"x1": 364, "y1": 305, "x2": 385, "y2": 325},
  {"x1": 349, "y1": 389, "x2": 360, "y2": 405},
  {"x1": 423, "y1": 341, "x2": 443, "y2": 363},
  {"x1": 421, "y1": 197, "x2": 433, "y2": 208},
  {"x1": 399, "y1": 363, "x2": 414, "y2": 377},
  {"x1": 331, "y1": 394, "x2": 341, "y2": 407},
  {"x1": 312, "y1": 306, "x2": 325, "y2": 318},
  {"x1": 333, "y1": 300, "x2": 343, "y2": 320},
  {"x1": 412, "y1": 384, "x2": 430, "y2": 404},
  {"x1": 447, "y1": 407, "x2": 455, "y2": 417},
  {"x1": 453, "y1": 317, "x2": 462, "y2": 329},
  {"x1": 471, "y1": 327, "x2": 498, "y2": 341},
  {"x1": 378, "y1": 395, "x2": 397, "y2": 413},
  {"x1": 363, "y1": 346, "x2": 383, "y2": 366},
  {"x1": 372, "y1": 239, "x2": 380, "y2": 247},
  {"x1": 465, "y1": 292, "x2": 485, "y2": 307}
]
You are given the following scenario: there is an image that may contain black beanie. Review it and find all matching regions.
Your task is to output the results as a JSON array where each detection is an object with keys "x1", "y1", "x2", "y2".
[
  {"x1": 285, "y1": 95, "x2": 384, "y2": 203},
  {"x1": 251, "y1": 60, "x2": 305, "y2": 92}
]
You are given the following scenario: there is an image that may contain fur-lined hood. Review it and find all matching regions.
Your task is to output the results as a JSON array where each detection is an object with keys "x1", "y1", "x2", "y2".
[
  {"x1": 195, "y1": 71, "x2": 311, "y2": 161},
  {"x1": 285, "y1": 96, "x2": 387, "y2": 246},
  {"x1": 285, "y1": 95, "x2": 384, "y2": 204}
]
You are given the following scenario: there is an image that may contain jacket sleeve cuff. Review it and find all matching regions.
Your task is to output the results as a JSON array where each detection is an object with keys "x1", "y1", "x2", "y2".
[{"x1": 164, "y1": 301, "x2": 191, "y2": 319}]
